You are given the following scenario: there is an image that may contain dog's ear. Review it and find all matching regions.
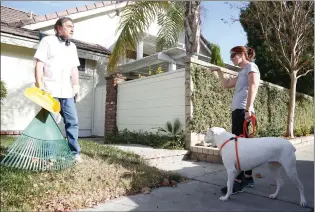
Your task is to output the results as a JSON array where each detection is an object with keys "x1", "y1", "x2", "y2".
[
  {"x1": 209, "y1": 127, "x2": 224, "y2": 136},
  {"x1": 208, "y1": 127, "x2": 214, "y2": 136}
]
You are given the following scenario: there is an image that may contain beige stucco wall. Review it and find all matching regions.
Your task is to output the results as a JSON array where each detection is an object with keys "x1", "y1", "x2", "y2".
[
  {"x1": 1, "y1": 44, "x2": 39, "y2": 131},
  {"x1": 117, "y1": 68, "x2": 186, "y2": 132},
  {"x1": 38, "y1": 9, "x2": 185, "y2": 56},
  {"x1": 39, "y1": 11, "x2": 168, "y2": 52}
]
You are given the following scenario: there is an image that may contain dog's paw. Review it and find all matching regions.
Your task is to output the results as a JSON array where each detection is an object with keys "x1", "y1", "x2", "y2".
[
  {"x1": 300, "y1": 201, "x2": 307, "y2": 207},
  {"x1": 269, "y1": 194, "x2": 277, "y2": 199},
  {"x1": 219, "y1": 196, "x2": 229, "y2": 201}
]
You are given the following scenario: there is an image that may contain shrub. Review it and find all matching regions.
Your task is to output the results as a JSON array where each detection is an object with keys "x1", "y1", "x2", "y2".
[
  {"x1": 256, "y1": 125, "x2": 285, "y2": 137},
  {"x1": 300, "y1": 125, "x2": 309, "y2": 136},
  {"x1": 189, "y1": 64, "x2": 314, "y2": 137},
  {"x1": 105, "y1": 129, "x2": 185, "y2": 150},
  {"x1": 294, "y1": 128, "x2": 303, "y2": 137},
  {"x1": 210, "y1": 44, "x2": 225, "y2": 67},
  {"x1": 1, "y1": 80, "x2": 8, "y2": 104},
  {"x1": 155, "y1": 118, "x2": 185, "y2": 149}
]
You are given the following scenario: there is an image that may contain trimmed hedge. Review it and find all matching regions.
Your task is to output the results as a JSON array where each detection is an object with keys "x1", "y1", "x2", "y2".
[
  {"x1": 1, "y1": 80, "x2": 7, "y2": 104},
  {"x1": 189, "y1": 65, "x2": 314, "y2": 137},
  {"x1": 104, "y1": 129, "x2": 185, "y2": 149}
]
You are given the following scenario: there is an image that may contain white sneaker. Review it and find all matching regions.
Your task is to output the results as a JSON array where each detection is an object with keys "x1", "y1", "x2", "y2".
[{"x1": 75, "y1": 155, "x2": 83, "y2": 163}]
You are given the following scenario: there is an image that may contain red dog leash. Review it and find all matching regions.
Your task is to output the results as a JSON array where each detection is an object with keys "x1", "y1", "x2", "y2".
[
  {"x1": 241, "y1": 114, "x2": 257, "y2": 138},
  {"x1": 219, "y1": 114, "x2": 257, "y2": 170}
]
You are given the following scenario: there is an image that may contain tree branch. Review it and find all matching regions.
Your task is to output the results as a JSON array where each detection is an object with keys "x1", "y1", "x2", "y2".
[
  {"x1": 297, "y1": 69, "x2": 314, "y2": 79},
  {"x1": 295, "y1": 55, "x2": 314, "y2": 72}
]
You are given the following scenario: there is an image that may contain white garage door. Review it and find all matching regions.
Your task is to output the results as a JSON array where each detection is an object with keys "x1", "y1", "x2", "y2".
[
  {"x1": 57, "y1": 78, "x2": 94, "y2": 137},
  {"x1": 93, "y1": 85, "x2": 106, "y2": 136}
]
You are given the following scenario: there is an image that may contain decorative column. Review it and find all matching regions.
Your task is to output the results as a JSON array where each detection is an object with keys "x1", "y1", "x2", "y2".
[
  {"x1": 136, "y1": 40, "x2": 143, "y2": 59},
  {"x1": 168, "y1": 62, "x2": 176, "y2": 71},
  {"x1": 104, "y1": 73, "x2": 126, "y2": 140}
]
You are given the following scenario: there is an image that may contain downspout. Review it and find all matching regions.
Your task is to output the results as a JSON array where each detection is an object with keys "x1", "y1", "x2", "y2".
[
  {"x1": 39, "y1": 31, "x2": 44, "y2": 41},
  {"x1": 90, "y1": 61, "x2": 96, "y2": 136}
]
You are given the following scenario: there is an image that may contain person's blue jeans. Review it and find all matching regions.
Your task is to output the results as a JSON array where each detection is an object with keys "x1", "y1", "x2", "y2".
[{"x1": 55, "y1": 97, "x2": 80, "y2": 155}]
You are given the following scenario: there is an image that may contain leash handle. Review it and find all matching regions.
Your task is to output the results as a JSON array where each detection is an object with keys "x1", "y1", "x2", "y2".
[{"x1": 242, "y1": 114, "x2": 256, "y2": 138}]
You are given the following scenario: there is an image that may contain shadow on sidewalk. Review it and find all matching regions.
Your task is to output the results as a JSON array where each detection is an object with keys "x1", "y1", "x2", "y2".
[
  {"x1": 127, "y1": 159, "x2": 314, "y2": 212},
  {"x1": 80, "y1": 156, "x2": 314, "y2": 212}
]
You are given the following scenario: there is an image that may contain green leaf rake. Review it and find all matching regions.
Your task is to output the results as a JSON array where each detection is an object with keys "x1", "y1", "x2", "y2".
[{"x1": 1, "y1": 87, "x2": 76, "y2": 171}]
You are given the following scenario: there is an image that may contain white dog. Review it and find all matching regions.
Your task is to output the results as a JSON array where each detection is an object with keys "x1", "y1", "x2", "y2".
[{"x1": 204, "y1": 127, "x2": 306, "y2": 207}]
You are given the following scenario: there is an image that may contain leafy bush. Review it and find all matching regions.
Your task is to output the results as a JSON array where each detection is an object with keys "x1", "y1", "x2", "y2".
[
  {"x1": 105, "y1": 119, "x2": 185, "y2": 149},
  {"x1": 210, "y1": 44, "x2": 225, "y2": 67},
  {"x1": 1, "y1": 80, "x2": 8, "y2": 103},
  {"x1": 105, "y1": 129, "x2": 185, "y2": 150},
  {"x1": 189, "y1": 64, "x2": 314, "y2": 137},
  {"x1": 138, "y1": 65, "x2": 164, "y2": 78},
  {"x1": 301, "y1": 125, "x2": 310, "y2": 136},
  {"x1": 256, "y1": 125, "x2": 285, "y2": 137},
  {"x1": 294, "y1": 128, "x2": 303, "y2": 137},
  {"x1": 155, "y1": 118, "x2": 185, "y2": 148}
]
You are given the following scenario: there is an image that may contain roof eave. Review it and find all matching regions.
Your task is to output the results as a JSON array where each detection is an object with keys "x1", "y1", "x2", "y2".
[
  {"x1": 17, "y1": 1, "x2": 128, "y2": 30},
  {"x1": 0, "y1": 23, "x2": 111, "y2": 56}
]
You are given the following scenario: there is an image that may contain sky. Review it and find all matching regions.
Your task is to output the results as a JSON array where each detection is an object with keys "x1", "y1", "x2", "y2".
[{"x1": 2, "y1": 1, "x2": 248, "y2": 64}]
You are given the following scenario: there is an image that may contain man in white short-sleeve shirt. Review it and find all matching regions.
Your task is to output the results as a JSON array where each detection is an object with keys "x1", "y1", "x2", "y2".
[{"x1": 34, "y1": 17, "x2": 82, "y2": 162}]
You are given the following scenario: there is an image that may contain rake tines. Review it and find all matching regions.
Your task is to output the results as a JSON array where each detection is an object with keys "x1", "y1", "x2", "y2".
[{"x1": 1, "y1": 108, "x2": 76, "y2": 172}]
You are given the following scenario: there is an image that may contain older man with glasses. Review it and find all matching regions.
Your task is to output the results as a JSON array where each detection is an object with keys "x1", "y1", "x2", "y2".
[{"x1": 33, "y1": 17, "x2": 82, "y2": 163}]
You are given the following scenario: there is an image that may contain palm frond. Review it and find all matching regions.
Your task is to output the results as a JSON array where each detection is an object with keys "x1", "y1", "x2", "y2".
[
  {"x1": 107, "y1": 1, "x2": 169, "y2": 73},
  {"x1": 156, "y1": 1, "x2": 185, "y2": 52},
  {"x1": 172, "y1": 118, "x2": 182, "y2": 134},
  {"x1": 156, "y1": 127, "x2": 167, "y2": 133},
  {"x1": 166, "y1": 121, "x2": 173, "y2": 133}
]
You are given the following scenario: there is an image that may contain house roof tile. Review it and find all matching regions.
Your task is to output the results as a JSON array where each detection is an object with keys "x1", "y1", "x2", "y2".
[
  {"x1": 7, "y1": 1, "x2": 124, "y2": 27},
  {"x1": 1, "y1": 5, "x2": 37, "y2": 24},
  {"x1": 1, "y1": 22, "x2": 111, "y2": 55}
]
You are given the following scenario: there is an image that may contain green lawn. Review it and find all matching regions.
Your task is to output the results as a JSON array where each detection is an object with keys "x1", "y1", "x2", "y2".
[{"x1": 0, "y1": 136, "x2": 183, "y2": 211}]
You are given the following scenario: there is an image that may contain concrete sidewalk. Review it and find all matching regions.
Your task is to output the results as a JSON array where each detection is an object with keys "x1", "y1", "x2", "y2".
[{"x1": 80, "y1": 143, "x2": 314, "y2": 212}]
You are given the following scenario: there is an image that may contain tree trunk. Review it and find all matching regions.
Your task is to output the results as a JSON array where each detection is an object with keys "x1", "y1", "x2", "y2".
[
  {"x1": 286, "y1": 72, "x2": 297, "y2": 138},
  {"x1": 184, "y1": 1, "x2": 201, "y2": 150},
  {"x1": 184, "y1": 1, "x2": 201, "y2": 58}
]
